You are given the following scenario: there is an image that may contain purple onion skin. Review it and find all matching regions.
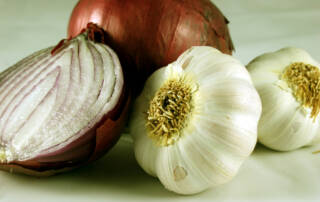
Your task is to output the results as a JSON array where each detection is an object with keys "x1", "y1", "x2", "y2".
[
  {"x1": 68, "y1": 0, "x2": 234, "y2": 95},
  {"x1": 0, "y1": 26, "x2": 130, "y2": 176}
]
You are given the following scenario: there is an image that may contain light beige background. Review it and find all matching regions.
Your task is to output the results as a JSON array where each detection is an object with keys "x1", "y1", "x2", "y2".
[{"x1": 0, "y1": 0, "x2": 320, "y2": 201}]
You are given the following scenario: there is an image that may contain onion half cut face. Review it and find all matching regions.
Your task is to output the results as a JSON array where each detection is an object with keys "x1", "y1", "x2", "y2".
[{"x1": 0, "y1": 32, "x2": 129, "y2": 175}]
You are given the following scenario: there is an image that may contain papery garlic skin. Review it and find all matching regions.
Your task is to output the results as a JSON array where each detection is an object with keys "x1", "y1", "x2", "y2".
[
  {"x1": 247, "y1": 47, "x2": 320, "y2": 151},
  {"x1": 129, "y1": 46, "x2": 262, "y2": 195}
]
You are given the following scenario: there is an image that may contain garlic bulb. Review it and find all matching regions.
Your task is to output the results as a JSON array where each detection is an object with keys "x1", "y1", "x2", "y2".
[
  {"x1": 129, "y1": 46, "x2": 262, "y2": 195},
  {"x1": 247, "y1": 47, "x2": 320, "y2": 151}
]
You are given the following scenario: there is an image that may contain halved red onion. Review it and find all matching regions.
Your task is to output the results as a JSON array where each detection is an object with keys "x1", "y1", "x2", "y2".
[{"x1": 0, "y1": 26, "x2": 129, "y2": 176}]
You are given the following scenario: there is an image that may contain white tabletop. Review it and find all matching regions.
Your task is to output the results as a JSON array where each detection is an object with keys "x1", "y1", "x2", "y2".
[{"x1": 0, "y1": 0, "x2": 320, "y2": 201}]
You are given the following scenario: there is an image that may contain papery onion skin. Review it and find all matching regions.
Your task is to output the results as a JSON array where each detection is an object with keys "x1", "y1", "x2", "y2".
[
  {"x1": 0, "y1": 26, "x2": 130, "y2": 176},
  {"x1": 68, "y1": 0, "x2": 234, "y2": 94}
]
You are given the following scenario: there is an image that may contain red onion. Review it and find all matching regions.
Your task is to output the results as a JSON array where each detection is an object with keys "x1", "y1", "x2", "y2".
[
  {"x1": 68, "y1": 0, "x2": 234, "y2": 94},
  {"x1": 0, "y1": 25, "x2": 130, "y2": 176}
]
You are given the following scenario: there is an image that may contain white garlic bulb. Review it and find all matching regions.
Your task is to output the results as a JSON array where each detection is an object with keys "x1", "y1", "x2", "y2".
[
  {"x1": 129, "y1": 46, "x2": 262, "y2": 195},
  {"x1": 247, "y1": 47, "x2": 320, "y2": 151}
]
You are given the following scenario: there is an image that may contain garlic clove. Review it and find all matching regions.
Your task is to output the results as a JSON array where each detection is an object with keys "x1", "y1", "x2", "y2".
[
  {"x1": 131, "y1": 100, "x2": 159, "y2": 177},
  {"x1": 257, "y1": 84, "x2": 316, "y2": 150}
]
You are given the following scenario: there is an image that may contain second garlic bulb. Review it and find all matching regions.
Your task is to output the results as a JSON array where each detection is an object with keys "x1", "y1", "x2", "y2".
[{"x1": 247, "y1": 47, "x2": 320, "y2": 151}]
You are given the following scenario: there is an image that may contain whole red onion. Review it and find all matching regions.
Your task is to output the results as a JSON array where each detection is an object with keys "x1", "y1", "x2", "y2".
[
  {"x1": 68, "y1": 0, "x2": 234, "y2": 94},
  {"x1": 0, "y1": 25, "x2": 130, "y2": 176}
]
